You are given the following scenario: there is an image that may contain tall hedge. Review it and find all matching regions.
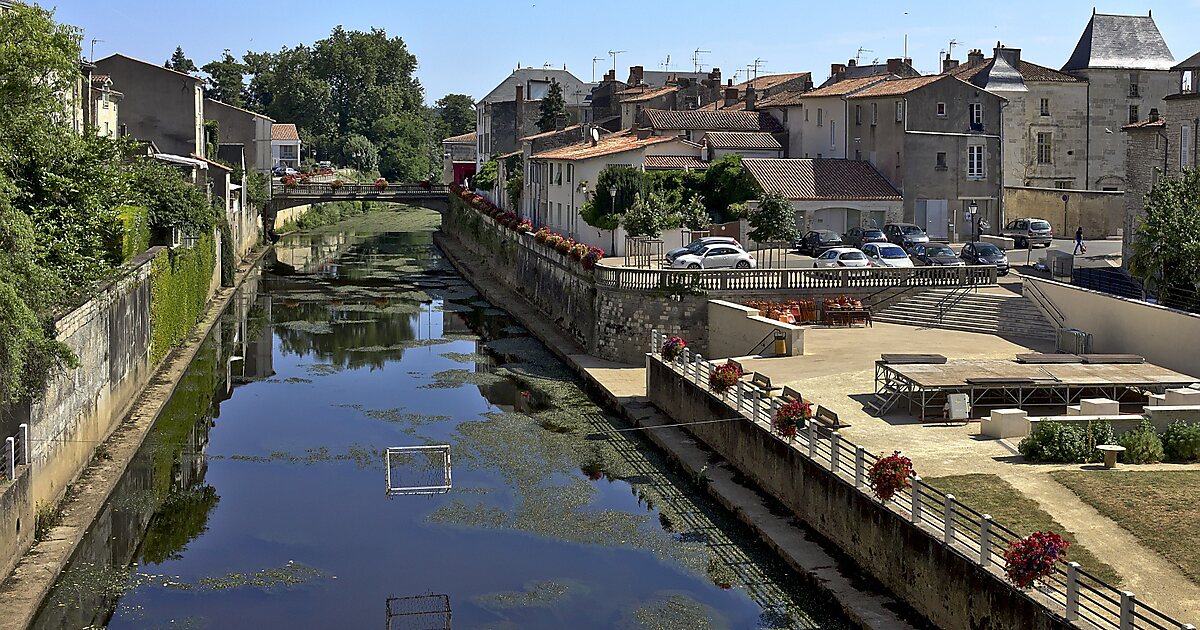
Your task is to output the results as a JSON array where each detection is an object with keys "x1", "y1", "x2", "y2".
[
  {"x1": 116, "y1": 205, "x2": 151, "y2": 262},
  {"x1": 150, "y1": 232, "x2": 216, "y2": 365}
]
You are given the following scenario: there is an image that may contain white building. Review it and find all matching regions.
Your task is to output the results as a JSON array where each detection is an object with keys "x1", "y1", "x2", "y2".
[
  {"x1": 271, "y1": 123, "x2": 301, "y2": 169},
  {"x1": 742, "y1": 158, "x2": 903, "y2": 235},
  {"x1": 755, "y1": 76, "x2": 891, "y2": 159}
]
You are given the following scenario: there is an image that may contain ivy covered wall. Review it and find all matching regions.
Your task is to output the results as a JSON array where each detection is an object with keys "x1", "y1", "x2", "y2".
[{"x1": 149, "y1": 233, "x2": 217, "y2": 365}]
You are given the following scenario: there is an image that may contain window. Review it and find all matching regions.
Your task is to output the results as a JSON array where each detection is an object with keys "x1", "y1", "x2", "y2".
[
  {"x1": 1129, "y1": 105, "x2": 1139, "y2": 125},
  {"x1": 855, "y1": 104, "x2": 861, "y2": 125},
  {"x1": 1129, "y1": 73, "x2": 1140, "y2": 97},
  {"x1": 279, "y1": 144, "x2": 297, "y2": 159},
  {"x1": 969, "y1": 103, "x2": 982, "y2": 128},
  {"x1": 830, "y1": 121, "x2": 836, "y2": 148},
  {"x1": 967, "y1": 145, "x2": 985, "y2": 179},
  {"x1": 936, "y1": 102, "x2": 947, "y2": 117},
  {"x1": 1040, "y1": 98, "x2": 1049, "y2": 116},
  {"x1": 871, "y1": 103, "x2": 878, "y2": 125},
  {"x1": 817, "y1": 108, "x2": 824, "y2": 127},
  {"x1": 895, "y1": 100, "x2": 904, "y2": 123},
  {"x1": 556, "y1": 164, "x2": 562, "y2": 185},
  {"x1": 1055, "y1": 180, "x2": 1073, "y2": 189},
  {"x1": 935, "y1": 152, "x2": 947, "y2": 170},
  {"x1": 1036, "y1": 133, "x2": 1053, "y2": 164},
  {"x1": 567, "y1": 164, "x2": 573, "y2": 183},
  {"x1": 1184, "y1": 126, "x2": 1192, "y2": 170},
  {"x1": 855, "y1": 149, "x2": 862, "y2": 160}
]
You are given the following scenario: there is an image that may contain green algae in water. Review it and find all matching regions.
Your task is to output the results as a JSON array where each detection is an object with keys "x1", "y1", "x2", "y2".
[
  {"x1": 421, "y1": 369, "x2": 507, "y2": 390},
  {"x1": 276, "y1": 320, "x2": 334, "y2": 334},
  {"x1": 347, "y1": 338, "x2": 451, "y2": 353},
  {"x1": 439, "y1": 351, "x2": 492, "y2": 365},
  {"x1": 302, "y1": 363, "x2": 342, "y2": 377},
  {"x1": 474, "y1": 579, "x2": 587, "y2": 610},
  {"x1": 630, "y1": 593, "x2": 726, "y2": 630}
]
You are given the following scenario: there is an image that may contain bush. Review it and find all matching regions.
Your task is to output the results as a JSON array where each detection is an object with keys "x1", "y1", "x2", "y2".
[
  {"x1": 1019, "y1": 421, "x2": 1088, "y2": 463},
  {"x1": 149, "y1": 232, "x2": 216, "y2": 365},
  {"x1": 110, "y1": 205, "x2": 151, "y2": 263},
  {"x1": 1118, "y1": 420, "x2": 1164, "y2": 464},
  {"x1": 473, "y1": 160, "x2": 498, "y2": 191},
  {"x1": 1162, "y1": 421, "x2": 1200, "y2": 462}
]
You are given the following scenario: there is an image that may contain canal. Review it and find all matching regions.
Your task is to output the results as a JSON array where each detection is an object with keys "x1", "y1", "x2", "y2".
[{"x1": 32, "y1": 207, "x2": 849, "y2": 629}]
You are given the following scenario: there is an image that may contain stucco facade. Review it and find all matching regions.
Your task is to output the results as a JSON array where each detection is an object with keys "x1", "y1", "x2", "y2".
[
  {"x1": 94, "y1": 54, "x2": 204, "y2": 158},
  {"x1": 204, "y1": 98, "x2": 274, "y2": 173}
]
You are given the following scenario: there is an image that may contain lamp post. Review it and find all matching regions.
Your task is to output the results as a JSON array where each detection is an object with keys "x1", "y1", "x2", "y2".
[
  {"x1": 609, "y1": 185, "x2": 618, "y2": 255},
  {"x1": 968, "y1": 201, "x2": 979, "y2": 243}
]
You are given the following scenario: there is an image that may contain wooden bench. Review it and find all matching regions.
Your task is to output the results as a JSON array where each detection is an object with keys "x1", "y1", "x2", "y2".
[
  {"x1": 825, "y1": 308, "x2": 872, "y2": 327},
  {"x1": 781, "y1": 386, "x2": 805, "y2": 404},
  {"x1": 749, "y1": 372, "x2": 783, "y2": 398},
  {"x1": 1016, "y1": 353, "x2": 1083, "y2": 364},
  {"x1": 813, "y1": 405, "x2": 846, "y2": 430}
]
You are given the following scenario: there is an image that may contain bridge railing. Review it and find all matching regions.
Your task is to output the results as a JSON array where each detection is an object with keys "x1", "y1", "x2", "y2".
[
  {"x1": 594, "y1": 264, "x2": 997, "y2": 292},
  {"x1": 271, "y1": 183, "x2": 448, "y2": 197}
]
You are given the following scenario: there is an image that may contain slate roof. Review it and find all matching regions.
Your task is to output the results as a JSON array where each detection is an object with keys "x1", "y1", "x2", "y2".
[
  {"x1": 443, "y1": 131, "x2": 477, "y2": 144},
  {"x1": 529, "y1": 131, "x2": 679, "y2": 161},
  {"x1": 702, "y1": 131, "x2": 782, "y2": 150},
  {"x1": 643, "y1": 155, "x2": 709, "y2": 170},
  {"x1": 1172, "y1": 51, "x2": 1200, "y2": 71},
  {"x1": 743, "y1": 159, "x2": 901, "y2": 201},
  {"x1": 846, "y1": 75, "x2": 951, "y2": 99},
  {"x1": 1062, "y1": 12, "x2": 1175, "y2": 71},
  {"x1": 271, "y1": 124, "x2": 300, "y2": 141},
  {"x1": 734, "y1": 72, "x2": 812, "y2": 91},
  {"x1": 947, "y1": 57, "x2": 1082, "y2": 83},
  {"x1": 643, "y1": 109, "x2": 784, "y2": 133}
]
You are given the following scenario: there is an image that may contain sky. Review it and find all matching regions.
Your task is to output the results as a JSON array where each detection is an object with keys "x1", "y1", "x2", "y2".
[{"x1": 49, "y1": 0, "x2": 1200, "y2": 106}]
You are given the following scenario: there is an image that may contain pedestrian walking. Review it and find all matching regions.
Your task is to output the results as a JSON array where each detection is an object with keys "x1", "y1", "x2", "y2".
[{"x1": 1073, "y1": 226, "x2": 1087, "y2": 255}]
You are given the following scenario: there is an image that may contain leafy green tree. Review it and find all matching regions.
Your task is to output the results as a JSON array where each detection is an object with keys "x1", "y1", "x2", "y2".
[
  {"x1": 201, "y1": 50, "x2": 248, "y2": 106},
  {"x1": 339, "y1": 134, "x2": 380, "y2": 172},
  {"x1": 679, "y1": 194, "x2": 710, "y2": 230},
  {"x1": 536, "y1": 79, "x2": 566, "y2": 132},
  {"x1": 473, "y1": 160, "x2": 498, "y2": 191},
  {"x1": 748, "y1": 193, "x2": 799, "y2": 243},
  {"x1": 622, "y1": 193, "x2": 673, "y2": 238},
  {"x1": 435, "y1": 94, "x2": 476, "y2": 137},
  {"x1": 1128, "y1": 168, "x2": 1200, "y2": 310},
  {"x1": 129, "y1": 158, "x2": 215, "y2": 236},
  {"x1": 165, "y1": 46, "x2": 198, "y2": 73},
  {"x1": 0, "y1": 3, "x2": 80, "y2": 141},
  {"x1": 703, "y1": 154, "x2": 761, "y2": 219}
]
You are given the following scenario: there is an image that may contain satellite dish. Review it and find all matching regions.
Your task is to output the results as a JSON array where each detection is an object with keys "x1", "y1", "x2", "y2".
[{"x1": 591, "y1": 128, "x2": 600, "y2": 142}]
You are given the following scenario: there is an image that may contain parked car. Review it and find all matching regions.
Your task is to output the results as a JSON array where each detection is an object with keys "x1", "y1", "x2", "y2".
[
  {"x1": 908, "y1": 243, "x2": 966, "y2": 267},
  {"x1": 1001, "y1": 218, "x2": 1053, "y2": 248},
  {"x1": 273, "y1": 166, "x2": 298, "y2": 177},
  {"x1": 665, "y1": 237, "x2": 741, "y2": 262},
  {"x1": 883, "y1": 223, "x2": 930, "y2": 248},
  {"x1": 861, "y1": 243, "x2": 914, "y2": 268},
  {"x1": 960, "y1": 242, "x2": 1010, "y2": 275},
  {"x1": 813, "y1": 247, "x2": 870, "y2": 268},
  {"x1": 795, "y1": 230, "x2": 843, "y2": 255},
  {"x1": 671, "y1": 244, "x2": 756, "y2": 269},
  {"x1": 843, "y1": 226, "x2": 888, "y2": 248}
]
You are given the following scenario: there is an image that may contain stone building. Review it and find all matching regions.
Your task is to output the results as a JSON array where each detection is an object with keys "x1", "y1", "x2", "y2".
[
  {"x1": 818, "y1": 57, "x2": 920, "y2": 88},
  {"x1": 756, "y1": 75, "x2": 892, "y2": 159},
  {"x1": 88, "y1": 73, "x2": 123, "y2": 138},
  {"x1": 642, "y1": 109, "x2": 785, "y2": 143},
  {"x1": 204, "y1": 98, "x2": 274, "y2": 173},
  {"x1": 1062, "y1": 10, "x2": 1176, "y2": 191},
  {"x1": 475, "y1": 68, "x2": 595, "y2": 166},
  {"x1": 95, "y1": 53, "x2": 205, "y2": 158},
  {"x1": 1122, "y1": 52, "x2": 1200, "y2": 261},
  {"x1": 742, "y1": 158, "x2": 903, "y2": 235},
  {"x1": 846, "y1": 75, "x2": 1005, "y2": 241},
  {"x1": 946, "y1": 45, "x2": 1088, "y2": 189},
  {"x1": 441, "y1": 131, "x2": 477, "y2": 186}
]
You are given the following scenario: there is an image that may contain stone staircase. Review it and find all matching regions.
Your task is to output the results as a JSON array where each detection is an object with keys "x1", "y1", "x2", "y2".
[{"x1": 873, "y1": 287, "x2": 1058, "y2": 342}]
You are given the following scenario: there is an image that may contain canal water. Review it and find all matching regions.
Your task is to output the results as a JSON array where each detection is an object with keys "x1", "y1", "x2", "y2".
[{"x1": 32, "y1": 208, "x2": 849, "y2": 629}]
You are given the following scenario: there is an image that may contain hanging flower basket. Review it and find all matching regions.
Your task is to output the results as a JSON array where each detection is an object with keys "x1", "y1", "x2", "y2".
[
  {"x1": 555, "y1": 238, "x2": 575, "y2": 254},
  {"x1": 1004, "y1": 531, "x2": 1070, "y2": 588},
  {"x1": 709, "y1": 361, "x2": 743, "y2": 394},
  {"x1": 868, "y1": 451, "x2": 914, "y2": 502},
  {"x1": 581, "y1": 246, "x2": 604, "y2": 270},
  {"x1": 544, "y1": 234, "x2": 563, "y2": 248},
  {"x1": 661, "y1": 336, "x2": 686, "y2": 361},
  {"x1": 569, "y1": 243, "x2": 588, "y2": 261},
  {"x1": 534, "y1": 227, "x2": 551, "y2": 243},
  {"x1": 282, "y1": 174, "x2": 298, "y2": 189},
  {"x1": 330, "y1": 179, "x2": 345, "y2": 191},
  {"x1": 374, "y1": 177, "x2": 388, "y2": 191},
  {"x1": 773, "y1": 399, "x2": 813, "y2": 439},
  {"x1": 517, "y1": 220, "x2": 534, "y2": 234}
]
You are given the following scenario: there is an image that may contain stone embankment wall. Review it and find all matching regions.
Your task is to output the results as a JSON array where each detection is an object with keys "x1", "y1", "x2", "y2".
[{"x1": 647, "y1": 358, "x2": 1072, "y2": 630}]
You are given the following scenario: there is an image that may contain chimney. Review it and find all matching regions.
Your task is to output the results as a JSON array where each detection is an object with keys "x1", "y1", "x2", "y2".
[
  {"x1": 604, "y1": 69, "x2": 615, "y2": 82},
  {"x1": 994, "y1": 43, "x2": 1021, "y2": 68},
  {"x1": 1148, "y1": 108, "x2": 1160, "y2": 122},
  {"x1": 942, "y1": 53, "x2": 960, "y2": 73},
  {"x1": 847, "y1": 58, "x2": 858, "y2": 68},
  {"x1": 886, "y1": 58, "x2": 904, "y2": 74},
  {"x1": 745, "y1": 85, "x2": 757, "y2": 110},
  {"x1": 635, "y1": 127, "x2": 653, "y2": 140},
  {"x1": 968, "y1": 49, "x2": 985, "y2": 65},
  {"x1": 709, "y1": 67, "x2": 721, "y2": 83},
  {"x1": 630, "y1": 65, "x2": 644, "y2": 86},
  {"x1": 724, "y1": 87, "x2": 739, "y2": 107},
  {"x1": 830, "y1": 63, "x2": 847, "y2": 81}
]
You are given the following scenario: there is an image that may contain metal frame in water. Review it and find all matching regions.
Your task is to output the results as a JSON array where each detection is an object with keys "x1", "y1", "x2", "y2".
[{"x1": 384, "y1": 445, "x2": 453, "y2": 496}]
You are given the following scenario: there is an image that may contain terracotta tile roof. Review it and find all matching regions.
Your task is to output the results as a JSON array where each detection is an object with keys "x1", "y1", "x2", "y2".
[
  {"x1": 620, "y1": 85, "x2": 679, "y2": 103},
  {"x1": 703, "y1": 131, "x2": 782, "y2": 150},
  {"x1": 530, "y1": 130, "x2": 679, "y2": 161},
  {"x1": 520, "y1": 124, "x2": 582, "y2": 141},
  {"x1": 643, "y1": 109, "x2": 784, "y2": 133},
  {"x1": 846, "y1": 75, "x2": 952, "y2": 99},
  {"x1": 743, "y1": 158, "x2": 901, "y2": 201},
  {"x1": 443, "y1": 131, "x2": 477, "y2": 143},
  {"x1": 271, "y1": 123, "x2": 300, "y2": 141},
  {"x1": 643, "y1": 155, "x2": 709, "y2": 170},
  {"x1": 90, "y1": 74, "x2": 110, "y2": 87},
  {"x1": 947, "y1": 58, "x2": 1082, "y2": 83},
  {"x1": 1121, "y1": 118, "x2": 1167, "y2": 130},
  {"x1": 734, "y1": 72, "x2": 812, "y2": 91},
  {"x1": 757, "y1": 76, "x2": 890, "y2": 107}
]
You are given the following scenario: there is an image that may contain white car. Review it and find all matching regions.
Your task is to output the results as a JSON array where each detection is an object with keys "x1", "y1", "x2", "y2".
[
  {"x1": 813, "y1": 247, "x2": 870, "y2": 268},
  {"x1": 861, "y1": 243, "x2": 914, "y2": 268},
  {"x1": 671, "y1": 244, "x2": 757, "y2": 269}
]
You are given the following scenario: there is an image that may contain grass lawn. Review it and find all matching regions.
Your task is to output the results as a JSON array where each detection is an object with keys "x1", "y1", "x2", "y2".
[
  {"x1": 1051, "y1": 470, "x2": 1200, "y2": 584},
  {"x1": 926, "y1": 473, "x2": 1121, "y2": 584}
]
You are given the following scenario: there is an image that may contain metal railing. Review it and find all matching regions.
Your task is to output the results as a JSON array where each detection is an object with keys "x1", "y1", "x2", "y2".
[
  {"x1": 1025, "y1": 280, "x2": 1067, "y2": 329},
  {"x1": 647, "y1": 332, "x2": 1194, "y2": 630},
  {"x1": 2, "y1": 423, "x2": 29, "y2": 482},
  {"x1": 271, "y1": 183, "x2": 449, "y2": 197},
  {"x1": 596, "y1": 264, "x2": 997, "y2": 292}
]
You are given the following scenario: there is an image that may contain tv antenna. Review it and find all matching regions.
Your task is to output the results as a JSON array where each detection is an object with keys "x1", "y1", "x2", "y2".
[
  {"x1": 90, "y1": 38, "x2": 104, "y2": 62},
  {"x1": 855, "y1": 47, "x2": 873, "y2": 63},
  {"x1": 751, "y1": 57, "x2": 768, "y2": 80},
  {"x1": 592, "y1": 56, "x2": 603, "y2": 81},
  {"x1": 692, "y1": 48, "x2": 711, "y2": 72},
  {"x1": 661, "y1": 54, "x2": 672, "y2": 71},
  {"x1": 608, "y1": 50, "x2": 626, "y2": 73},
  {"x1": 948, "y1": 39, "x2": 959, "y2": 58}
]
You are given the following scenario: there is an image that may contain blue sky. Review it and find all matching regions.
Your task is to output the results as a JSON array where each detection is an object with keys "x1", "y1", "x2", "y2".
[{"x1": 50, "y1": 0, "x2": 1200, "y2": 105}]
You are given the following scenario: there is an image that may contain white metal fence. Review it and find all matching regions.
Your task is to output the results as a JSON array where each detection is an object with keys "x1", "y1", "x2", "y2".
[
  {"x1": 648, "y1": 332, "x2": 1194, "y2": 630},
  {"x1": 1, "y1": 423, "x2": 29, "y2": 482}
]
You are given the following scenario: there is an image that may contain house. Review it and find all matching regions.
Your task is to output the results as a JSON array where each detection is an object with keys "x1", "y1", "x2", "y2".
[
  {"x1": 88, "y1": 74, "x2": 122, "y2": 138},
  {"x1": 1122, "y1": 52, "x2": 1200, "y2": 261},
  {"x1": 626, "y1": 65, "x2": 712, "y2": 88},
  {"x1": 442, "y1": 131, "x2": 477, "y2": 186},
  {"x1": 702, "y1": 131, "x2": 783, "y2": 160},
  {"x1": 845, "y1": 75, "x2": 1006, "y2": 241},
  {"x1": 1062, "y1": 10, "x2": 1176, "y2": 190},
  {"x1": 94, "y1": 54, "x2": 205, "y2": 158},
  {"x1": 756, "y1": 75, "x2": 892, "y2": 159},
  {"x1": 642, "y1": 109, "x2": 785, "y2": 143},
  {"x1": 742, "y1": 158, "x2": 903, "y2": 235},
  {"x1": 205, "y1": 98, "x2": 274, "y2": 173},
  {"x1": 620, "y1": 85, "x2": 680, "y2": 129},
  {"x1": 819, "y1": 58, "x2": 920, "y2": 88},
  {"x1": 946, "y1": 45, "x2": 1088, "y2": 190},
  {"x1": 476, "y1": 67, "x2": 595, "y2": 166},
  {"x1": 734, "y1": 72, "x2": 813, "y2": 101},
  {"x1": 271, "y1": 123, "x2": 302, "y2": 169},
  {"x1": 527, "y1": 129, "x2": 703, "y2": 253},
  {"x1": 617, "y1": 66, "x2": 725, "y2": 127}
]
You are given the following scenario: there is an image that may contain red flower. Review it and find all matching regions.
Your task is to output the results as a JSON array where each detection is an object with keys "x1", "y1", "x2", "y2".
[
  {"x1": 1004, "y1": 531, "x2": 1070, "y2": 588},
  {"x1": 868, "y1": 451, "x2": 914, "y2": 502},
  {"x1": 709, "y1": 361, "x2": 743, "y2": 394},
  {"x1": 772, "y1": 399, "x2": 813, "y2": 438}
]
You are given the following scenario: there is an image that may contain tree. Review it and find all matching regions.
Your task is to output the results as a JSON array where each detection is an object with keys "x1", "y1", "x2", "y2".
[
  {"x1": 679, "y1": 194, "x2": 711, "y2": 230},
  {"x1": 703, "y1": 154, "x2": 761, "y2": 219},
  {"x1": 622, "y1": 193, "x2": 671, "y2": 238},
  {"x1": 536, "y1": 79, "x2": 566, "y2": 133},
  {"x1": 473, "y1": 160, "x2": 498, "y2": 191},
  {"x1": 435, "y1": 94, "x2": 475, "y2": 137},
  {"x1": 748, "y1": 193, "x2": 799, "y2": 268},
  {"x1": 128, "y1": 157, "x2": 215, "y2": 236},
  {"x1": 165, "y1": 46, "x2": 198, "y2": 74},
  {"x1": 201, "y1": 50, "x2": 248, "y2": 106},
  {"x1": 0, "y1": 2, "x2": 80, "y2": 141},
  {"x1": 339, "y1": 134, "x2": 380, "y2": 172},
  {"x1": 1128, "y1": 168, "x2": 1200, "y2": 310}
]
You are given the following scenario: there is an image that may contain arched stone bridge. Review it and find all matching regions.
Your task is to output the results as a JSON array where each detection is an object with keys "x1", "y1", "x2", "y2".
[{"x1": 266, "y1": 182, "x2": 450, "y2": 213}]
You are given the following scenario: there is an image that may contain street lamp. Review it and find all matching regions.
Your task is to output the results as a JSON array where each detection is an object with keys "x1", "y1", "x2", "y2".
[
  {"x1": 968, "y1": 201, "x2": 979, "y2": 243},
  {"x1": 608, "y1": 185, "x2": 618, "y2": 254}
]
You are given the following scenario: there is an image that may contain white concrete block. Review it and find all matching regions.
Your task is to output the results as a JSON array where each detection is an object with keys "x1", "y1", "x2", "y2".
[
  {"x1": 983, "y1": 408, "x2": 1029, "y2": 439},
  {"x1": 1079, "y1": 398, "x2": 1120, "y2": 416},
  {"x1": 1147, "y1": 393, "x2": 1167, "y2": 407},
  {"x1": 1066, "y1": 405, "x2": 1083, "y2": 416},
  {"x1": 1165, "y1": 388, "x2": 1200, "y2": 406}
]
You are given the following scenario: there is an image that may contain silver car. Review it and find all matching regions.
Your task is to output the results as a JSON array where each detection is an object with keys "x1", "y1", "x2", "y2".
[{"x1": 1002, "y1": 218, "x2": 1053, "y2": 248}]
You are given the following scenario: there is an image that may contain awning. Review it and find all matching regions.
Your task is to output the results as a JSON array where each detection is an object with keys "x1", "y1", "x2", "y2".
[{"x1": 153, "y1": 153, "x2": 208, "y2": 169}]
